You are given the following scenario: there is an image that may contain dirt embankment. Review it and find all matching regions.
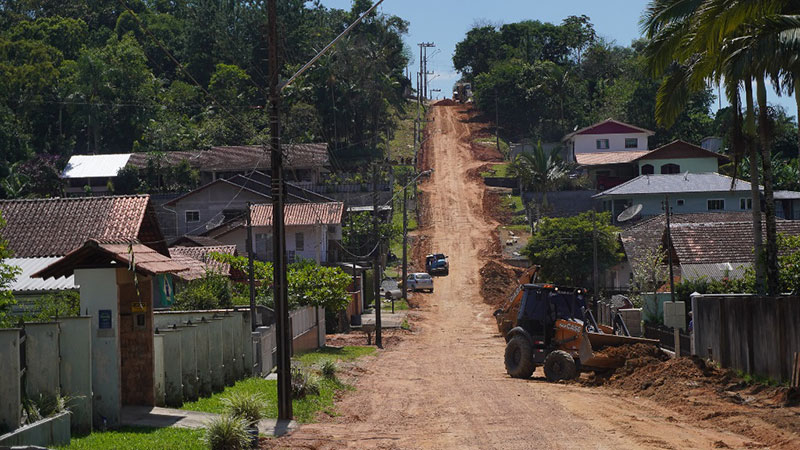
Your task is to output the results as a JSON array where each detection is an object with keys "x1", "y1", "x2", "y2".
[{"x1": 479, "y1": 260, "x2": 524, "y2": 308}]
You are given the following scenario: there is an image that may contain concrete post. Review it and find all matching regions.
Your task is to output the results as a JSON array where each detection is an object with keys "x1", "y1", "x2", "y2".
[
  {"x1": 220, "y1": 314, "x2": 235, "y2": 385},
  {"x1": 240, "y1": 311, "x2": 254, "y2": 376},
  {"x1": 58, "y1": 316, "x2": 92, "y2": 433},
  {"x1": 0, "y1": 329, "x2": 22, "y2": 432},
  {"x1": 178, "y1": 322, "x2": 199, "y2": 401},
  {"x1": 207, "y1": 318, "x2": 225, "y2": 392},
  {"x1": 24, "y1": 322, "x2": 61, "y2": 399},
  {"x1": 229, "y1": 312, "x2": 245, "y2": 381},
  {"x1": 317, "y1": 307, "x2": 326, "y2": 348},
  {"x1": 194, "y1": 318, "x2": 212, "y2": 397},
  {"x1": 153, "y1": 334, "x2": 165, "y2": 407}
]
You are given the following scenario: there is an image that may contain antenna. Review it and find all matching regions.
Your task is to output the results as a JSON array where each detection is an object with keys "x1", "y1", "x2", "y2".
[
  {"x1": 684, "y1": 171, "x2": 689, "y2": 181},
  {"x1": 205, "y1": 213, "x2": 225, "y2": 230},
  {"x1": 617, "y1": 204, "x2": 643, "y2": 223}
]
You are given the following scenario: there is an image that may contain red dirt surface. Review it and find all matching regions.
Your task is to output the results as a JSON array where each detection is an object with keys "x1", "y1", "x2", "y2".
[{"x1": 479, "y1": 260, "x2": 523, "y2": 308}]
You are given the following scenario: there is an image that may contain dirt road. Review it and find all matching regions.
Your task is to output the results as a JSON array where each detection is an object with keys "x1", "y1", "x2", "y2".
[{"x1": 268, "y1": 105, "x2": 786, "y2": 449}]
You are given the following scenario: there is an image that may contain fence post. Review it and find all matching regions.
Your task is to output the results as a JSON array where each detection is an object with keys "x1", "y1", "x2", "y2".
[
  {"x1": 793, "y1": 352, "x2": 799, "y2": 389},
  {"x1": 674, "y1": 327, "x2": 680, "y2": 358}
]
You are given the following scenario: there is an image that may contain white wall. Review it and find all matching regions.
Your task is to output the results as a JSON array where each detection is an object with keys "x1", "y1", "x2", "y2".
[
  {"x1": 58, "y1": 316, "x2": 92, "y2": 432},
  {"x1": 0, "y1": 329, "x2": 22, "y2": 431},
  {"x1": 74, "y1": 268, "x2": 121, "y2": 428},
  {"x1": 571, "y1": 132, "x2": 650, "y2": 155}
]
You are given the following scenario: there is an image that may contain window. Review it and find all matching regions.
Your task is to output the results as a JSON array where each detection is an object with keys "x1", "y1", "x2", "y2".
[
  {"x1": 596, "y1": 139, "x2": 610, "y2": 150},
  {"x1": 641, "y1": 164, "x2": 654, "y2": 175},
  {"x1": 740, "y1": 198, "x2": 753, "y2": 210},
  {"x1": 185, "y1": 210, "x2": 200, "y2": 223},
  {"x1": 677, "y1": 199, "x2": 685, "y2": 206},
  {"x1": 708, "y1": 199, "x2": 725, "y2": 211},
  {"x1": 661, "y1": 163, "x2": 680, "y2": 174},
  {"x1": 625, "y1": 138, "x2": 638, "y2": 148},
  {"x1": 295, "y1": 232, "x2": 304, "y2": 251}
]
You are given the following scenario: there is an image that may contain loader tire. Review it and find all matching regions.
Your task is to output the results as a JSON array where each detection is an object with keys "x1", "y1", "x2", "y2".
[
  {"x1": 544, "y1": 350, "x2": 577, "y2": 382},
  {"x1": 505, "y1": 335, "x2": 535, "y2": 379}
]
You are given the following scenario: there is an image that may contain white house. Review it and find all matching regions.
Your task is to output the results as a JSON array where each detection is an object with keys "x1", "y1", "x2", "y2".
[
  {"x1": 204, "y1": 202, "x2": 344, "y2": 264},
  {"x1": 562, "y1": 119, "x2": 654, "y2": 161}
]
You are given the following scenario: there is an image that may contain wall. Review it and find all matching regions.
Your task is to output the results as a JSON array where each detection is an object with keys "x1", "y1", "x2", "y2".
[
  {"x1": 0, "y1": 329, "x2": 22, "y2": 432},
  {"x1": 251, "y1": 224, "x2": 333, "y2": 263},
  {"x1": 173, "y1": 183, "x2": 266, "y2": 236},
  {"x1": 637, "y1": 157, "x2": 718, "y2": 175},
  {"x1": 692, "y1": 294, "x2": 800, "y2": 382},
  {"x1": 23, "y1": 323, "x2": 60, "y2": 399},
  {"x1": 603, "y1": 191, "x2": 752, "y2": 218},
  {"x1": 74, "y1": 268, "x2": 121, "y2": 428},
  {"x1": 571, "y1": 132, "x2": 650, "y2": 155},
  {"x1": 58, "y1": 317, "x2": 92, "y2": 432},
  {"x1": 0, "y1": 411, "x2": 70, "y2": 448},
  {"x1": 117, "y1": 270, "x2": 155, "y2": 407}
]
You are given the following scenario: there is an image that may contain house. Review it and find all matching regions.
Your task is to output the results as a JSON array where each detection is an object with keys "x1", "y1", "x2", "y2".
[
  {"x1": 775, "y1": 190, "x2": 800, "y2": 220},
  {"x1": 609, "y1": 212, "x2": 756, "y2": 290},
  {"x1": 61, "y1": 143, "x2": 331, "y2": 194},
  {"x1": 163, "y1": 170, "x2": 335, "y2": 238},
  {"x1": 0, "y1": 195, "x2": 180, "y2": 306},
  {"x1": 203, "y1": 202, "x2": 344, "y2": 264},
  {"x1": 594, "y1": 172, "x2": 757, "y2": 222},
  {"x1": 168, "y1": 245, "x2": 238, "y2": 283}
]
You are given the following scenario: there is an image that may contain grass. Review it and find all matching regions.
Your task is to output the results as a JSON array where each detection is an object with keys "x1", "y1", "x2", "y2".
[
  {"x1": 502, "y1": 194, "x2": 524, "y2": 213},
  {"x1": 181, "y1": 346, "x2": 376, "y2": 423},
  {"x1": 473, "y1": 137, "x2": 510, "y2": 156},
  {"x1": 381, "y1": 298, "x2": 409, "y2": 311},
  {"x1": 58, "y1": 426, "x2": 205, "y2": 450},
  {"x1": 388, "y1": 100, "x2": 426, "y2": 161},
  {"x1": 480, "y1": 162, "x2": 513, "y2": 178},
  {"x1": 504, "y1": 224, "x2": 530, "y2": 232}
]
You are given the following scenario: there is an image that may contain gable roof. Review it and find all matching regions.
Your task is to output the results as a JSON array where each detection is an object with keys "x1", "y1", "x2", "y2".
[
  {"x1": 33, "y1": 240, "x2": 188, "y2": 280},
  {"x1": 563, "y1": 119, "x2": 654, "y2": 140},
  {"x1": 0, "y1": 195, "x2": 168, "y2": 257},
  {"x1": 61, "y1": 154, "x2": 132, "y2": 179},
  {"x1": 170, "y1": 235, "x2": 226, "y2": 247},
  {"x1": 251, "y1": 202, "x2": 344, "y2": 227},
  {"x1": 575, "y1": 150, "x2": 651, "y2": 166},
  {"x1": 634, "y1": 140, "x2": 729, "y2": 163},
  {"x1": 668, "y1": 220, "x2": 800, "y2": 265},
  {"x1": 593, "y1": 172, "x2": 752, "y2": 198},
  {"x1": 126, "y1": 143, "x2": 329, "y2": 173}
]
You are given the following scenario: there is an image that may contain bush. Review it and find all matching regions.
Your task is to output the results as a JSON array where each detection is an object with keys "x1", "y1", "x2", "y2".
[
  {"x1": 291, "y1": 365, "x2": 320, "y2": 399},
  {"x1": 173, "y1": 273, "x2": 234, "y2": 311},
  {"x1": 320, "y1": 361, "x2": 337, "y2": 380},
  {"x1": 221, "y1": 392, "x2": 266, "y2": 427},
  {"x1": 204, "y1": 414, "x2": 250, "y2": 450}
]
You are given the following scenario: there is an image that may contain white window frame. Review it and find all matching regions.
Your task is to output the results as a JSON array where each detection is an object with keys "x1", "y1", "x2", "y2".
[
  {"x1": 739, "y1": 197, "x2": 753, "y2": 210},
  {"x1": 185, "y1": 210, "x2": 200, "y2": 223},
  {"x1": 625, "y1": 138, "x2": 638, "y2": 149},
  {"x1": 295, "y1": 232, "x2": 305, "y2": 252},
  {"x1": 596, "y1": 139, "x2": 610, "y2": 150},
  {"x1": 707, "y1": 199, "x2": 725, "y2": 211}
]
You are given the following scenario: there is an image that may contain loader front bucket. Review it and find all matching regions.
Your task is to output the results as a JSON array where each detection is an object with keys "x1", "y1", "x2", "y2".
[{"x1": 578, "y1": 329, "x2": 660, "y2": 370}]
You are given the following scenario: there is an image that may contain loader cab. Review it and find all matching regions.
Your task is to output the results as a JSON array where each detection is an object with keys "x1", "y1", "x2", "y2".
[{"x1": 517, "y1": 284, "x2": 587, "y2": 345}]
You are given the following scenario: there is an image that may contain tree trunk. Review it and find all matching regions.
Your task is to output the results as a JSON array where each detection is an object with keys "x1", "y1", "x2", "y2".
[
  {"x1": 795, "y1": 76, "x2": 800, "y2": 188},
  {"x1": 756, "y1": 77, "x2": 779, "y2": 295},
  {"x1": 744, "y1": 79, "x2": 766, "y2": 295}
]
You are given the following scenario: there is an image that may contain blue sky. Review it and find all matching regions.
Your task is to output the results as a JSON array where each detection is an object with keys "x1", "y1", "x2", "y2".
[{"x1": 318, "y1": 0, "x2": 796, "y2": 115}]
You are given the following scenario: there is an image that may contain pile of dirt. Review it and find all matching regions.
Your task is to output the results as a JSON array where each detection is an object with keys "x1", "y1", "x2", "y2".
[
  {"x1": 482, "y1": 189, "x2": 511, "y2": 225},
  {"x1": 470, "y1": 141, "x2": 504, "y2": 162},
  {"x1": 479, "y1": 260, "x2": 524, "y2": 308},
  {"x1": 434, "y1": 99, "x2": 459, "y2": 106}
]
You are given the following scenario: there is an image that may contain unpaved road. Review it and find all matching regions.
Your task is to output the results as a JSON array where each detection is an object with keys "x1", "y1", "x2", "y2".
[{"x1": 267, "y1": 105, "x2": 779, "y2": 449}]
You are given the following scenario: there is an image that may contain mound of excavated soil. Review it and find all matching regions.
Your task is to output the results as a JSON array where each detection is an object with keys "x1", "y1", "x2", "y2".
[
  {"x1": 434, "y1": 99, "x2": 459, "y2": 106},
  {"x1": 479, "y1": 260, "x2": 523, "y2": 308}
]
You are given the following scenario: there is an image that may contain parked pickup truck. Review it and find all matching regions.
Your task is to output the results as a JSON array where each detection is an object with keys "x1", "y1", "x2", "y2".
[{"x1": 425, "y1": 253, "x2": 449, "y2": 276}]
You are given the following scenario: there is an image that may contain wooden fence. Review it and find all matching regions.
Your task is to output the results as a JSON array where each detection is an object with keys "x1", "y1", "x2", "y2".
[{"x1": 692, "y1": 294, "x2": 800, "y2": 382}]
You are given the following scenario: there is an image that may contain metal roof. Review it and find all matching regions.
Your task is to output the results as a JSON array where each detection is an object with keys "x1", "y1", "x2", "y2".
[
  {"x1": 774, "y1": 190, "x2": 800, "y2": 200},
  {"x1": 6, "y1": 257, "x2": 76, "y2": 292},
  {"x1": 593, "y1": 172, "x2": 752, "y2": 198},
  {"x1": 61, "y1": 154, "x2": 132, "y2": 179}
]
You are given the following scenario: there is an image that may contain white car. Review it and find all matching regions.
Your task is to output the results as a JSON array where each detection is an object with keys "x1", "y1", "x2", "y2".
[{"x1": 406, "y1": 273, "x2": 434, "y2": 293}]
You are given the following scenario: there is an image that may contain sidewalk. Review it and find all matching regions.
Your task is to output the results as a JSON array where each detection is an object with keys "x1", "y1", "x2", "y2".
[{"x1": 120, "y1": 406, "x2": 296, "y2": 436}]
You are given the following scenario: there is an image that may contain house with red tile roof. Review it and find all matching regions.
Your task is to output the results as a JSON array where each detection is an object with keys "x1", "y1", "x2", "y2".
[{"x1": 203, "y1": 202, "x2": 344, "y2": 264}]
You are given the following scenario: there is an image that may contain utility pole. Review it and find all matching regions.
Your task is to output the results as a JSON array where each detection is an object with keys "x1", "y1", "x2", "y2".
[
  {"x1": 372, "y1": 164, "x2": 383, "y2": 348},
  {"x1": 664, "y1": 195, "x2": 675, "y2": 302},
  {"x1": 401, "y1": 178, "x2": 408, "y2": 309},
  {"x1": 418, "y1": 42, "x2": 435, "y2": 102},
  {"x1": 267, "y1": 0, "x2": 291, "y2": 421},
  {"x1": 592, "y1": 209, "x2": 599, "y2": 310},
  {"x1": 246, "y1": 203, "x2": 257, "y2": 332},
  {"x1": 495, "y1": 89, "x2": 500, "y2": 153}
]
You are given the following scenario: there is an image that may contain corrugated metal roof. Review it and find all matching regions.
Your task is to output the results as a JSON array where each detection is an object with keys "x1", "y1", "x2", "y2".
[
  {"x1": 594, "y1": 172, "x2": 752, "y2": 198},
  {"x1": 775, "y1": 190, "x2": 800, "y2": 200},
  {"x1": 6, "y1": 257, "x2": 76, "y2": 292},
  {"x1": 61, "y1": 154, "x2": 132, "y2": 178},
  {"x1": 681, "y1": 263, "x2": 749, "y2": 281}
]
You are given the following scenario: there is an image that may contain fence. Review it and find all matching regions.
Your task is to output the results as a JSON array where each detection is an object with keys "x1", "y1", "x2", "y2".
[
  {"x1": 252, "y1": 306, "x2": 325, "y2": 377},
  {"x1": 692, "y1": 294, "x2": 800, "y2": 382},
  {"x1": 643, "y1": 323, "x2": 691, "y2": 356}
]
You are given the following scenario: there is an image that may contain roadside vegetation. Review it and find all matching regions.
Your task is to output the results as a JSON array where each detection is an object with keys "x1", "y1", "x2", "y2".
[{"x1": 59, "y1": 427, "x2": 205, "y2": 450}]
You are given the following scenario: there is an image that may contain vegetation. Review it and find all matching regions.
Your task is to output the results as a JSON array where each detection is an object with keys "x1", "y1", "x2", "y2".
[
  {"x1": 0, "y1": 1, "x2": 410, "y2": 198},
  {"x1": 628, "y1": 246, "x2": 669, "y2": 308},
  {"x1": 0, "y1": 212, "x2": 20, "y2": 327},
  {"x1": 291, "y1": 364, "x2": 321, "y2": 399},
  {"x1": 204, "y1": 414, "x2": 250, "y2": 450},
  {"x1": 59, "y1": 427, "x2": 205, "y2": 450},
  {"x1": 522, "y1": 211, "x2": 622, "y2": 286},
  {"x1": 173, "y1": 273, "x2": 238, "y2": 311},
  {"x1": 220, "y1": 392, "x2": 266, "y2": 427}
]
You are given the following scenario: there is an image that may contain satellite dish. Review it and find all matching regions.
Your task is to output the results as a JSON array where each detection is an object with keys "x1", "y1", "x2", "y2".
[{"x1": 617, "y1": 204, "x2": 643, "y2": 223}]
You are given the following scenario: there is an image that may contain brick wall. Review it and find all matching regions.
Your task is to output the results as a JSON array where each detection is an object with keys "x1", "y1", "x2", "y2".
[{"x1": 118, "y1": 270, "x2": 155, "y2": 406}]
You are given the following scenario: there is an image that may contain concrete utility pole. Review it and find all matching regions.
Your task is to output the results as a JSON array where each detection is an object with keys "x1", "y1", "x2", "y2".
[
  {"x1": 372, "y1": 164, "x2": 383, "y2": 348},
  {"x1": 401, "y1": 181, "x2": 408, "y2": 308},
  {"x1": 664, "y1": 195, "x2": 675, "y2": 302},
  {"x1": 246, "y1": 202, "x2": 257, "y2": 332},
  {"x1": 418, "y1": 42, "x2": 435, "y2": 102},
  {"x1": 592, "y1": 209, "x2": 599, "y2": 310},
  {"x1": 267, "y1": 0, "x2": 292, "y2": 421}
]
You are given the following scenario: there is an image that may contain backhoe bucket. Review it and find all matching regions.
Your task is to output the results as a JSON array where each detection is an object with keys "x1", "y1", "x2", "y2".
[{"x1": 578, "y1": 329, "x2": 660, "y2": 370}]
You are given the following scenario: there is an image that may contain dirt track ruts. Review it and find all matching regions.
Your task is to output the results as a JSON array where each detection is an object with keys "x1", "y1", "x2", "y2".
[{"x1": 267, "y1": 104, "x2": 776, "y2": 449}]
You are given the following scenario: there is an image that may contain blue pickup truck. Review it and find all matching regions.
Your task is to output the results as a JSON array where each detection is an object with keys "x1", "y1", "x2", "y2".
[{"x1": 425, "y1": 253, "x2": 449, "y2": 276}]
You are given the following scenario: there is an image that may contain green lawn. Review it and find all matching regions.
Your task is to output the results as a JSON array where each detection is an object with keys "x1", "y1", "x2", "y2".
[
  {"x1": 59, "y1": 427, "x2": 205, "y2": 450},
  {"x1": 481, "y1": 162, "x2": 513, "y2": 178},
  {"x1": 180, "y1": 346, "x2": 375, "y2": 423},
  {"x1": 381, "y1": 298, "x2": 409, "y2": 311},
  {"x1": 473, "y1": 137, "x2": 510, "y2": 156},
  {"x1": 502, "y1": 194, "x2": 524, "y2": 213},
  {"x1": 388, "y1": 101, "x2": 426, "y2": 161}
]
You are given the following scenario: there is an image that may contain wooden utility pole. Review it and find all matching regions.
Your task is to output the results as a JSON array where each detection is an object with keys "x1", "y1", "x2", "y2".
[
  {"x1": 246, "y1": 203, "x2": 257, "y2": 332},
  {"x1": 372, "y1": 164, "x2": 383, "y2": 348},
  {"x1": 267, "y1": 0, "x2": 292, "y2": 421}
]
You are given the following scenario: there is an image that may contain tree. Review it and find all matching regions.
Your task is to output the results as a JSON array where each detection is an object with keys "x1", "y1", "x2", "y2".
[
  {"x1": 521, "y1": 211, "x2": 622, "y2": 286},
  {"x1": 0, "y1": 212, "x2": 22, "y2": 327},
  {"x1": 629, "y1": 245, "x2": 669, "y2": 308}
]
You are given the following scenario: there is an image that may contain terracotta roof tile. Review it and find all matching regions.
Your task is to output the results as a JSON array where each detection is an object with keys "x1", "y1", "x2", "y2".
[
  {"x1": 250, "y1": 202, "x2": 343, "y2": 227},
  {"x1": 576, "y1": 151, "x2": 651, "y2": 166},
  {"x1": 127, "y1": 144, "x2": 329, "y2": 172},
  {"x1": 0, "y1": 195, "x2": 168, "y2": 257},
  {"x1": 169, "y1": 245, "x2": 237, "y2": 281},
  {"x1": 634, "y1": 140, "x2": 729, "y2": 162},
  {"x1": 670, "y1": 221, "x2": 800, "y2": 264}
]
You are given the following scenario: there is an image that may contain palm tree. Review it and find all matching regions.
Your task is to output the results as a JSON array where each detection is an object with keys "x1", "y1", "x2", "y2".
[{"x1": 508, "y1": 141, "x2": 568, "y2": 208}]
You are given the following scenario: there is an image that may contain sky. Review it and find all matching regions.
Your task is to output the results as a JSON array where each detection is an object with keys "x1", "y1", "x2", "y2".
[{"x1": 318, "y1": 0, "x2": 797, "y2": 115}]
